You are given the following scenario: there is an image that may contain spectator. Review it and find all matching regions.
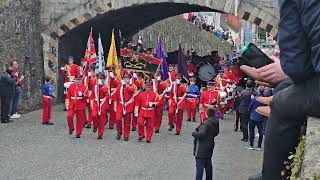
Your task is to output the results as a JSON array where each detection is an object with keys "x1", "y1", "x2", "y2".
[
  {"x1": 248, "y1": 1, "x2": 320, "y2": 179},
  {"x1": 0, "y1": 67, "x2": 16, "y2": 123},
  {"x1": 238, "y1": 79, "x2": 255, "y2": 142},
  {"x1": 42, "y1": 76, "x2": 55, "y2": 125},
  {"x1": 192, "y1": 108, "x2": 219, "y2": 180},
  {"x1": 233, "y1": 90, "x2": 241, "y2": 131},
  {"x1": 10, "y1": 61, "x2": 24, "y2": 119},
  {"x1": 248, "y1": 86, "x2": 267, "y2": 150}
]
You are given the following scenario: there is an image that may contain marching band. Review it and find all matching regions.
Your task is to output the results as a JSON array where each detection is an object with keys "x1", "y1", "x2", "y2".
[{"x1": 59, "y1": 59, "x2": 241, "y2": 143}]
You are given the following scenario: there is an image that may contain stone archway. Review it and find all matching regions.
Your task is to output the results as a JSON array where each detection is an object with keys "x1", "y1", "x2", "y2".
[{"x1": 41, "y1": 0, "x2": 279, "y2": 98}]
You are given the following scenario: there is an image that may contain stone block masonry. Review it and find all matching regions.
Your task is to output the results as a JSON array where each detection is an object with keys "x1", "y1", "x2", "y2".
[{"x1": 0, "y1": 0, "x2": 44, "y2": 111}]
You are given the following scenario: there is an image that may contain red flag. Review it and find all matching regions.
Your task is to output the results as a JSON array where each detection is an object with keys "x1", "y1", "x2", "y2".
[{"x1": 84, "y1": 29, "x2": 97, "y2": 65}]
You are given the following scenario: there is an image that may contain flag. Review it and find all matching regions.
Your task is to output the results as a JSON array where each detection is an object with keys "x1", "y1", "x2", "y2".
[
  {"x1": 96, "y1": 34, "x2": 105, "y2": 73},
  {"x1": 177, "y1": 44, "x2": 187, "y2": 77},
  {"x1": 156, "y1": 36, "x2": 169, "y2": 80},
  {"x1": 106, "y1": 29, "x2": 121, "y2": 77},
  {"x1": 84, "y1": 28, "x2": 97, "y2": 65}
]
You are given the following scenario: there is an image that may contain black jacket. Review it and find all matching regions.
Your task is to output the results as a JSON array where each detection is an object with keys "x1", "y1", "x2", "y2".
[
  {"x1": 238, "y1": 88, "x2": 255, "y2": 114},
  {"x1": 192, "y1": 117, "x2": 219, "y2": 159},
  {"x1": 0, "y1": 73, "x2": 15, "y2": 97},
  {"x1": 278, "y1": 0, "x2": 320, "y2": 83}
]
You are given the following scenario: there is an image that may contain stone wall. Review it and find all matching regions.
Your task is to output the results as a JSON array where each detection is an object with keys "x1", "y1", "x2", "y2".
[
  {"x1": 0, "y1": 0, "x2": 44, "y2": 111},
  {"x1": 301, "y1": 117, "x2": 320, "y2": 178},
  {"x1": 132, "y1": 16, "x2": 232, "y2": 56}
]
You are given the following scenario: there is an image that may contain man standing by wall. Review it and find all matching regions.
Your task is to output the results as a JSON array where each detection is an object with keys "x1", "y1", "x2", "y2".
[
  {"x1": 10, "y1": 61, "x2": 24, "y2": 119},
  {"x1": 0, "y1": 68, "x2": 16, "y2": 123}
]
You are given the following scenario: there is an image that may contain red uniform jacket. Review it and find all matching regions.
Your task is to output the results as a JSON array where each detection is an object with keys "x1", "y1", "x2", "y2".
[
  {"x1": 65, "y1": 83, "x2": 88, "y2": 110},
  {"x1": 152, "y1": 79, "x2": 167, "y2": 107},
  {"x1": 169, "y1": 83, "x2": 187, "y2": 112},
  {"x1": 115, "y1": 83, "x2": 136, "y2": 113},
  {"x1": 135, "y1": 91, "x2": 158, "y2": 118},
  {"x1": 107, "y1": 76, "x2": 120, "y2": 102},
  {"x1": 199, "y1": 90, "x2": 220, "y2": 109},
  {"x1": 61, "y1": 64, "x2": 80, "y2": 82},
  {"x1": 90, "y1": 84, "x2": 109, "y2": 114},
  {"x1": 79, "y1": 66, "x2": 88, "y2": 77},
  {"x1": 169, "y1": 71, "x2": 177, "y2": 81}
]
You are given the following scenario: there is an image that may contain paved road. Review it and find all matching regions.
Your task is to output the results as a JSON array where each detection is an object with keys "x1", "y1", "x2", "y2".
[{"x1": 0, "y1": 105, "x2": 262, "y2": 180}]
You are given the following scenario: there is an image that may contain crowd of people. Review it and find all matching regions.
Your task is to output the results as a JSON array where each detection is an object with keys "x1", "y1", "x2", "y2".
[
  {"x1": 181, "y1": 13, "x2": 235, "y2": 46},
  {"x1": 0, "y1": 61, "x2": 24, "y2": 124}
]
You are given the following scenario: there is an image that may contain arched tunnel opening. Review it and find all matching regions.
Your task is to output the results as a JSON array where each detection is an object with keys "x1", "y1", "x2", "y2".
[{"x1": 57, "y1": 2, "x2": 223, "y2": 100}]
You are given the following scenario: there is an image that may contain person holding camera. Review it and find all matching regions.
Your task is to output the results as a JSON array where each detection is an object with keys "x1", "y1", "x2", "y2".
[{"x1": 192, "y1": 108, "x2": 219, "y2": 180}]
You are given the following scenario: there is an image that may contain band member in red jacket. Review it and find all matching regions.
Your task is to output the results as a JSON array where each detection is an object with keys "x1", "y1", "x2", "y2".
[
  {"x1": 168, "y1": 74, "x2": 187, "y2": 135},
  {"x1": 131, "y1": 72, "x2": 144, "y2": 131},
  {"x1": 152, "y1": 72, "x2": 168, "y2": 133},
  {"x1": 114, "y1": 73, "x2": 136, "y2": 141},
  {"x1": 199, "y1": 82, "x2": 220, "y2": 123},
  {"x1": 83, "y1": 68, "x2": 95, "y2": 129},
  {"x1": 134, "y1": 80, "x2": 158, "y2": 143},
  {"x1": 65, "y1": 75, "x2": 88, "y2": 138},
  {"x1": 90, "y1": 74, "x2": 109, "y2": 139},
  {"x1": 61, "y1": 56, "x2": 79, "y2": 84},
  {"x1": 79, "y1": 58, "x2": 88, "y2": 77},
  {"x1": 106, "y1": 70, "x2": 120, "y2": 129}
]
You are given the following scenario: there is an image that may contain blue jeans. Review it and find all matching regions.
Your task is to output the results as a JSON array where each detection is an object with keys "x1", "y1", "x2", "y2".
[
  {"x1": 195, "y1": 158, "x2": 212, "y2": 180},
  {"x1": 11, "y1": 87, "x2": 21, "y2": 115},
  {"x1": 249, "y1": 120, "x2": 264, "y2": 147}
]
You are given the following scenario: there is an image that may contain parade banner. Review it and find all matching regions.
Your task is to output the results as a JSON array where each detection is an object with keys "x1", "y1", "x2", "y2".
[{"x1": 120, "y1": 48, "x2": 161, "y2": 73}]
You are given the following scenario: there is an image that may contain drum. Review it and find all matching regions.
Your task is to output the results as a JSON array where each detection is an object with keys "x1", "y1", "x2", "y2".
[{"x1": 197, "y1": 62, "x2": 216, "y2": 82}]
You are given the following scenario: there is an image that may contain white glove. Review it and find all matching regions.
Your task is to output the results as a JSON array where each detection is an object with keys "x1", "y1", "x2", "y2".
[
  {"x1": 134, "y1": 112, "x2": 139, "y2": 117},
  {"x1": 133, "y1": 73, "x2": 138, "y2": 79},
  {"x1": 121, "y1": 80, "x2": 126, "y2": 85},
  {"x1": 109, "y1": 72, "x2": 114, "y2": 78},
  {"x1": 98, "y1": 79, "x2": 103, "y2": 85},
  {"x1": 61, "y1": 67, "x2": 65, "y2": 71},
  {"x1": 166, "y1": 86, "x2": 171, "y2": 93},
  {"x1": 175, "y1": 79, "x2": 180, "y2": 84},
  {"x1": 88, "y1": 72, "x2": 92, "y2": 77}
]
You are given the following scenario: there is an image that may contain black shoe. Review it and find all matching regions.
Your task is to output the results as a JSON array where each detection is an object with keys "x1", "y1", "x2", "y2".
[
  {"x1": 116, "y1": 134, "x2": 121, "y2": 140},
  {"x1": 168, "y1": 126, "x2": 173, "y2": 131},
  {"x1": 192, "y1": 119, "x2": 196, "y2": 122},
  {"x1": 63, "y1": 107, "x2": 67, "y2": 111},
  {"x1": 138, "y1": 137, "x2": 143, "y2": 141},
  {"x1": 109, "y1": 126, "x2": 114, "y2": 130},
  {"x1": 85, "y1": 124, "x2": 91, "y2": 129},
  {"x1": 69, "y1": 130, "x2": 74, "y2": 135},
  {"x1": 93, "y1": 128, "x2": 97, "y2": 132},
  {"x1": 187, "y1": 119, "x2": 191, "y2": 122},
  {"x1": 146, "y1": 140, "x2": 151, "y2": 143},
  {"x1": 234, "y1": 129, "x2": 238, "y2": 131},
  {"x1": 98, "y1": 136, "x2": 102, "y2": 140},
  {"x1": 155, "y1": 130, "x2": 160, "y2": 133},
  {"x1": 76, "y1": 135, "x2": 81, "y2": 138},
  {"x1": 132, "y1": 127, "x2": 136, "y2": 131},
  {"x1": 1, "y1": 120, "x2": 9, "y2": 123},
  {"x1": 46, "y1": 122, "x2": 54, "y2": 125},
  {"x1": 241, "y1": 138, "x2": 248, "y2": 142},
  {"x1": 124, "y1": 137, "x2": 129, "y2": 141},
  {"x1": 248, "y1": 172, "x2": 262, "y2": 180},
  {"x1": 175, "y1": 132, "x2": 180, "y2": 135}
]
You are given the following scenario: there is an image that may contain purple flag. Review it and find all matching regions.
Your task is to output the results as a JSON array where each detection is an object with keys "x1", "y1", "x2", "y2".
[
  {"x1": 156, "y1": 36, "x2": 169, "y2": 80},
  {"x1": 177, "y1": 44, "x2": 187, "y2": 77}
]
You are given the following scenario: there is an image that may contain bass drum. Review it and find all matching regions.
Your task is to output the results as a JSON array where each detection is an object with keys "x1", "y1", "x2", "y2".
[{"x1": 197, "y1": 62, "x2": 216, "y2": 82}]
